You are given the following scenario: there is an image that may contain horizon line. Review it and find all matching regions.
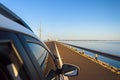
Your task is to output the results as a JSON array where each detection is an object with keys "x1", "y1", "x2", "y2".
[{"x1": 58, "y1": 40, "x2": 120, "y2": 41}]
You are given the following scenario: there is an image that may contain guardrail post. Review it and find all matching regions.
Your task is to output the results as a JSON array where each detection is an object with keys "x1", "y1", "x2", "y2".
[
  {"x1": 82, "y1": 49, "x2": 84, "y2": 54},
  {"x1": 95, "y1": 54, "x2": 98, "y2": 60}
]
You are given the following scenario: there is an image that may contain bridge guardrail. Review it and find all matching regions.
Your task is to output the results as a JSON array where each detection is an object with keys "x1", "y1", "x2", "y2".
[{"x1": 63, "y1": 43, "x2": 120, "y2": 62}]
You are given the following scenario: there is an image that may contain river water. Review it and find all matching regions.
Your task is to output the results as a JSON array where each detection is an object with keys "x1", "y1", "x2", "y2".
[{"x1": 61, "y1": 40, "x2": 120, "y2": 68}]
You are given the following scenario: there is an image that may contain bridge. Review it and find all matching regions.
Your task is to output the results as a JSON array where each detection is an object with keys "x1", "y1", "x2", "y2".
[{"x1": 45, "y1": 41, "x2": 120, "y2": 80}]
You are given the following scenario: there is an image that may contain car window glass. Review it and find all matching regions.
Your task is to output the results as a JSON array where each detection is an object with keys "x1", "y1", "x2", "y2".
[
  {"x1": 0, "y1": 43, "x2": 27, "y2": 80},
  {"x1": 27, "y1": 43, "x2": 45, "y2": 60},
  {"x1": 27, "y1": 43, "x2": 56, "y2": 77}
]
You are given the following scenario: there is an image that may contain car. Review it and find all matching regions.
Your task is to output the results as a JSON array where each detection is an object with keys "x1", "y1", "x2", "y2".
[{"x1": 0, "y1": 3, "x2": 79, "y2": 80}]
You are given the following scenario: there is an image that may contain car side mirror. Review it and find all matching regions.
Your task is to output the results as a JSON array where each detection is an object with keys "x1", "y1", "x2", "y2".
[{"x1": 61, "y1": 64, "x2": 79, "y2": 77}]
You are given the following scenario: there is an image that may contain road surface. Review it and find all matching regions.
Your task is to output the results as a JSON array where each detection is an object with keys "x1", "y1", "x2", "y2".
[{"x1": 46, "y1": 41, "x2": 120, "y2": 80}]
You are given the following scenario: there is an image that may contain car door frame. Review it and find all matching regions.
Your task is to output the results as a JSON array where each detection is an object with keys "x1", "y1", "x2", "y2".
[{"x1": 0, "y1": 31, "x2": 43, "y2": 80}]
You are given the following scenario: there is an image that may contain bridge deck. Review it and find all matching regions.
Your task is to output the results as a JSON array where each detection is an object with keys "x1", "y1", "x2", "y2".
[{"x1": 45, "y1": 41, "x2": 120, "y2": 80}]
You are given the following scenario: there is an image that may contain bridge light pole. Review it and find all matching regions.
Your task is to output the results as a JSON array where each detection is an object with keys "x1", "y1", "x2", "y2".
[{"x1": 39, "y1": 23, "x2": 42, "y2": 39}]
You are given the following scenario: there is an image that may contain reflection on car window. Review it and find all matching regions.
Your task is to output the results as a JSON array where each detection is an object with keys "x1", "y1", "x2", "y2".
[
  {"x1": 0, "y1": 43, "x2": 25, "y2": 80},
  {"x1": 27, "y1": 43, "x2": 45, "y2": 60},
  {"x1": 28, "y1": 43, "x2": 48, "y2": 69},
  {"x1": 27, "y1": 43, "x2": 56, "y2": 77}
]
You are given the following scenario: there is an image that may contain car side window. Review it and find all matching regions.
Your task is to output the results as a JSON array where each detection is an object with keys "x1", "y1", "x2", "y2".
[
  {"x1": 27, "y1": 43, "x2": 56, "y2": 77},
  {"x1": 0, "y1": 42, "x2": 28, "y2": 80}
]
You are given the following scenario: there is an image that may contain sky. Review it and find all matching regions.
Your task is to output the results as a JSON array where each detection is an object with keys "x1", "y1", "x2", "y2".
[{"x1": 1, "y1": 0, "x2": 120, "y2": 40}]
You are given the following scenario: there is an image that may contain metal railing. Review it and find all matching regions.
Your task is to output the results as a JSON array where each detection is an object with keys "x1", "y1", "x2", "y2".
[{"x1": 64, "y1": 43, "x2": 120, "y2": 62}]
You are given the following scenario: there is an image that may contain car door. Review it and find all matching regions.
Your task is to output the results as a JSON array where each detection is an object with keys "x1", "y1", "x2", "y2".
[{"x1": 0, "y1": 31, "x2": 40, "y2": 80}]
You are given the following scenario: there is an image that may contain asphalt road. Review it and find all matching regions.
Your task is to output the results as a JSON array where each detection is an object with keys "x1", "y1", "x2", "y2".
[{"x1": 46, "y1": 41, "x2": 120, "y2": 80}]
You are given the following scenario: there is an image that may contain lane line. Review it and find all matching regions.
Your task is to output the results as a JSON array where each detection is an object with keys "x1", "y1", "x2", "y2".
[{"x1": 55, "y1": 42, "x2": 69, "y2": 80}]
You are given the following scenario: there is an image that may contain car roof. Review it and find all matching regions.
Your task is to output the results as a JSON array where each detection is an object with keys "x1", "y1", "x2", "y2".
[
  {"x1": 0, "y1": 3, "x2": 39, "y2": 40},
  {"x1": 0, "y1": 3, "x2": 32, "y2": 31}
]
